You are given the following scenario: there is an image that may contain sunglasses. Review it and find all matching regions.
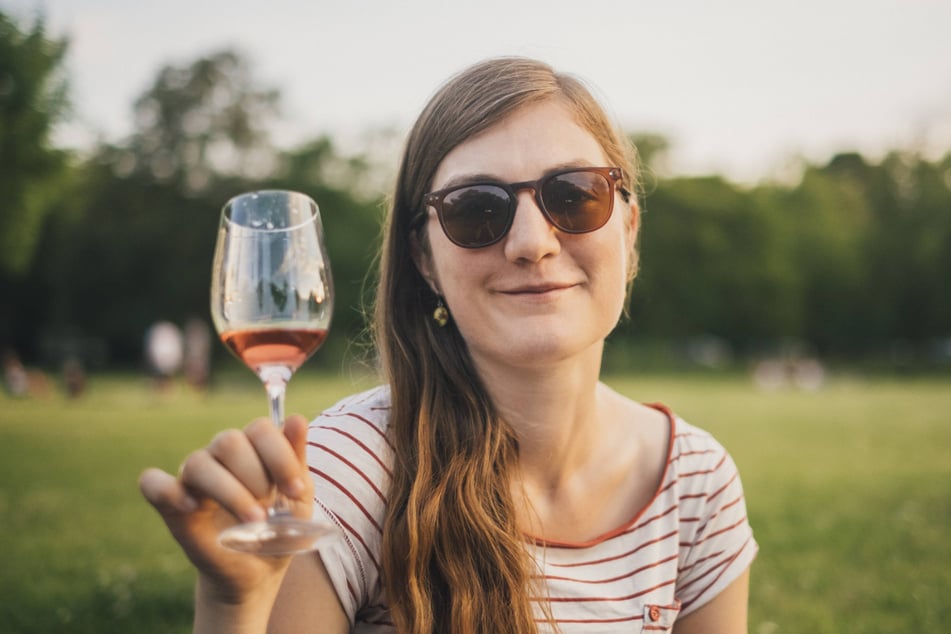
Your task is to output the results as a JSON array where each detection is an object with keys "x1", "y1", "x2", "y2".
[{"x1": 419, "y1": 166, "x2": 629, "y2": 249}]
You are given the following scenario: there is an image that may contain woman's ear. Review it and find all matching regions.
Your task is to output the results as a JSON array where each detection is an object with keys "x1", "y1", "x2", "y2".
[{"x1": 410, "y1": 230, "x2": 440, "y2": 294}]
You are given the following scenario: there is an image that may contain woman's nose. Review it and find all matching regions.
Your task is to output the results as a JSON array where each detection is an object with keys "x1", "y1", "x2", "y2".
[{"x1": 502, "y1": 190, "x2": 561, "y2": 262}]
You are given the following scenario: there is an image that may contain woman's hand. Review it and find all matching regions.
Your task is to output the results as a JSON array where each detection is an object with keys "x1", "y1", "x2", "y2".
[{"x1": 139, "y1": 415, "x2": 314, "y2": 608}]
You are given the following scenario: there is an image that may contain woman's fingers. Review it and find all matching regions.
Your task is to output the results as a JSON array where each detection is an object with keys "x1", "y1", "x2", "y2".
[
  {"x1": 139, "y1": 467, "x2": 199, "y2": 515},
  {"x1": 283, "y1": 415, "x2": 310, "y2": 464},
  {"x1": 207, "y1": 428, "x2": 272, "y2": 500},
  {"x1": 244, "y1": 417, "x2": 312, "y2": 501},
  {"x1": 178, "y1": 448, "x2": 267, "y2": 523},
  {"x1": 141, "y1": 416, "x2": 313, "y2": 529}
]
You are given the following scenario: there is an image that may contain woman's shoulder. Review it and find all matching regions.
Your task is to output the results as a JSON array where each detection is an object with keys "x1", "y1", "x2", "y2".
[
  {"x1": 306, "y1": 385, "x2": 394, "y2": 622},
  {"x1": 652, "y1": 408, "x2": 747, "y2": 512},
  {"x1": 636, "y1": 401, "x2": 740, "y2": 495},
  {"x1": 664, "y1": 412, "x2": 732, "y2": 463},
  {"x1": 321, "y1": 383, "x2": 393, "y2": 415},
  {"x1": 313, "y1": 385, "x2": 393, "y2": 434},
  {"x1": 307, "y1": 384, "x2": 395, "y2": 488}
]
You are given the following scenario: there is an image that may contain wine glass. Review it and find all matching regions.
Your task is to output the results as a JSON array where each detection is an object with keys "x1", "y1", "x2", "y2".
[{"x1": 210, "y1": 190, "x2": 334, "y2": 555}]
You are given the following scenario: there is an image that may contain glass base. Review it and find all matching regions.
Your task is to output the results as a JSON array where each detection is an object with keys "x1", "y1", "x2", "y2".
[{"x1": 219, "y1": 515, "x2": 334, "y2": 556}]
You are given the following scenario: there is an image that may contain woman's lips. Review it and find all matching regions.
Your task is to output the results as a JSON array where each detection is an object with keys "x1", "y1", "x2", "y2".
[{"x1": 498, "y1": 282, "x2": 577, "y2": 296}]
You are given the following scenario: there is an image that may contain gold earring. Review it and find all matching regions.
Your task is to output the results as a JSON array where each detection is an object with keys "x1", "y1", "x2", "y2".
[{"x1": 433, "y1": 298, "x2": 449, "y2": 327}]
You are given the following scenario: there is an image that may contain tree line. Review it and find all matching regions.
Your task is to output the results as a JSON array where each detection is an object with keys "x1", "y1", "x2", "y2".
[{"x1": 2, "y1": 12, "x2": 949, "y2": 373}]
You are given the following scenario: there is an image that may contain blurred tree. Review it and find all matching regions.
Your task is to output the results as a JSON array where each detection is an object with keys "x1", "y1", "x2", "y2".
[
  {"x1": 34, "y1": 157, "x2": 222, "y2": 363},
  {"x1": 28, "y1": 49, "x2": 280, "y2": 364},
  {"x1": 926, "y1": 151, "x2": 951, "y2": 342},
  {"x1": 626, "y1": 147, "x2": 951, "y2": 364},
  {"x1": 763, "y1": 157, "x2": 871, "y2": 355},
  {"x1": 28, "y1": 50, "x2": 384, "y2": 367},
  {"x1": 630, "y1": 133, "x2": 670, "y2": 173},
  {"x1": 628, "y1": 175, "x2": 800, "y2": 353},
  {"x1": 120, "y1": 49, "x2": 279, "y2": 194},
  {"x1": 7, "y1": 31, "x2": 948, "y2": 368},
  {"x1": 629, "y1": 132, "x2": 670, "y2": 206},
  {"x1": 265, "y1": 136, "x2": 384, "y2": 366},
  {"x1": 0, "y1": 11, "x2": 69, "y2": 276},
  {"x1": 860, "y1": 151, "x2": 951, "y2": 347}
]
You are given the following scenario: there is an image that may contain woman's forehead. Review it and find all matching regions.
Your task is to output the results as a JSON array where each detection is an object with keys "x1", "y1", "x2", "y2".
[{"x1": 430, "y1": 101, "x2": 609, "y2": 189}]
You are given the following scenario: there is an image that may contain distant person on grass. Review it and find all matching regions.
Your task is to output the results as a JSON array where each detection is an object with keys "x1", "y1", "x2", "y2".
[
  {"x1": 140, "y1": 56, "x2": 757, "y2": 633},
  {"x1": 144, "y1": 320, "x2": 184, "y2": 392}
]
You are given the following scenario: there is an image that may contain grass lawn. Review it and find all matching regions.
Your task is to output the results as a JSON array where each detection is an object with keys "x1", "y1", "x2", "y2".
[{"x1": 1, "y1": 370, "x2": 949, "y2": 632}]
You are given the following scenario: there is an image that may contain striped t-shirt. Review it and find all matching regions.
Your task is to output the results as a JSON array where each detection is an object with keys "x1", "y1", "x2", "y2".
[{"x1": 307, "y1": 386, "x2": 757, "y2": 633}]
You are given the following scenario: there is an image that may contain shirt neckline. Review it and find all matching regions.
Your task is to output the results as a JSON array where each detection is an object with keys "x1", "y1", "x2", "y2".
[{"x1": 522, "y1": 402, "x2": 677, "y2": 549}]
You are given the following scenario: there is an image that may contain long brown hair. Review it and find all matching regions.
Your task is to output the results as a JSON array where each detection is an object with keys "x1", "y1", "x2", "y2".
[{"x1": 375, "y1": 57, "x2": 639, "y2": 633}]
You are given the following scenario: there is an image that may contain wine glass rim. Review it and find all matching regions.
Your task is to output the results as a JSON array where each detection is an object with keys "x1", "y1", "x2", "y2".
[{"x1": 222, "y1": 190, "x2": 319, "y2": 232}]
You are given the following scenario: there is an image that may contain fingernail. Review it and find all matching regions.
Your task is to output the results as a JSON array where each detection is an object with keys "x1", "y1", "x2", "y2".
[
  {"x1": 285, "y1": 477, "x2": 306, "y2": 498},
  {"x1": 246, "y1": 505, "x2": 267, "y2": 523}
]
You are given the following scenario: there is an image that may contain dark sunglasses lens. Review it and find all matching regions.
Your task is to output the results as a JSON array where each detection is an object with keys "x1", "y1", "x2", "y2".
[
  {"x1": 541, "y1": 171, "x2": 613, "y2": 232},
  {"x1": 441, "y1": 185, "x2": 513, "y2": 247}
]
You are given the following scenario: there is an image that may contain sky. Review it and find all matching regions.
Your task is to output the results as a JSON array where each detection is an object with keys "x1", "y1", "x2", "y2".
[{"x1": 6, "y1": 0, "x2": 951, "y2": 183}]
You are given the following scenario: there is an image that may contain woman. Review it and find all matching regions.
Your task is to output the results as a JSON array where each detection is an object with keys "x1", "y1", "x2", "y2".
[{"x1": 140, "y1": 56, "x2": 757, "y2": 633}]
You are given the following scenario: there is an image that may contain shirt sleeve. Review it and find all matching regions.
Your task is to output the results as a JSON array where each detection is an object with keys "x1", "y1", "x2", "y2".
[
  {"x1": 305, "y1": 387, "x2": 392, "y2": 624},
  {"x1": 673, "y1": 422, "x2": 758, "y2": 616}
]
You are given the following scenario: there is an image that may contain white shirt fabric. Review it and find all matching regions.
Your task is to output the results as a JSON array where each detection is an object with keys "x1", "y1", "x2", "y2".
[{"x1": 307, "y1": 386, "x2": 757, "y2": 633}]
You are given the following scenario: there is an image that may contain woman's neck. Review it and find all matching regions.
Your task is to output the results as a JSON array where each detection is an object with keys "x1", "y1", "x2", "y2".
[
  {"x1": 472, "y1": 341, "x2": 607, "y2": 490},
  {"x1": 471, "y1": 342, "x2": 669, "y2": 543}
]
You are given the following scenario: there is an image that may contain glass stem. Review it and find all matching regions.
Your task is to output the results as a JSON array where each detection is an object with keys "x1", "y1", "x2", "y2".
[{"x1": 265, "y1": 374, "x2": 292, "y2": 518}]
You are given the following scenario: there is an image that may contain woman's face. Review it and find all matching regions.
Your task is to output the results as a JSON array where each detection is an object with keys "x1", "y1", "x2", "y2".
[{"x1": 415, "y1": 99, "x2": 637, "y2": 371}]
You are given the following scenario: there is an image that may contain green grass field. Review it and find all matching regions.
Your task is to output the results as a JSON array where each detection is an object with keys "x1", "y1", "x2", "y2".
[{"x1": 1, "y1": 371, "x2": 949, "y2": 633}]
